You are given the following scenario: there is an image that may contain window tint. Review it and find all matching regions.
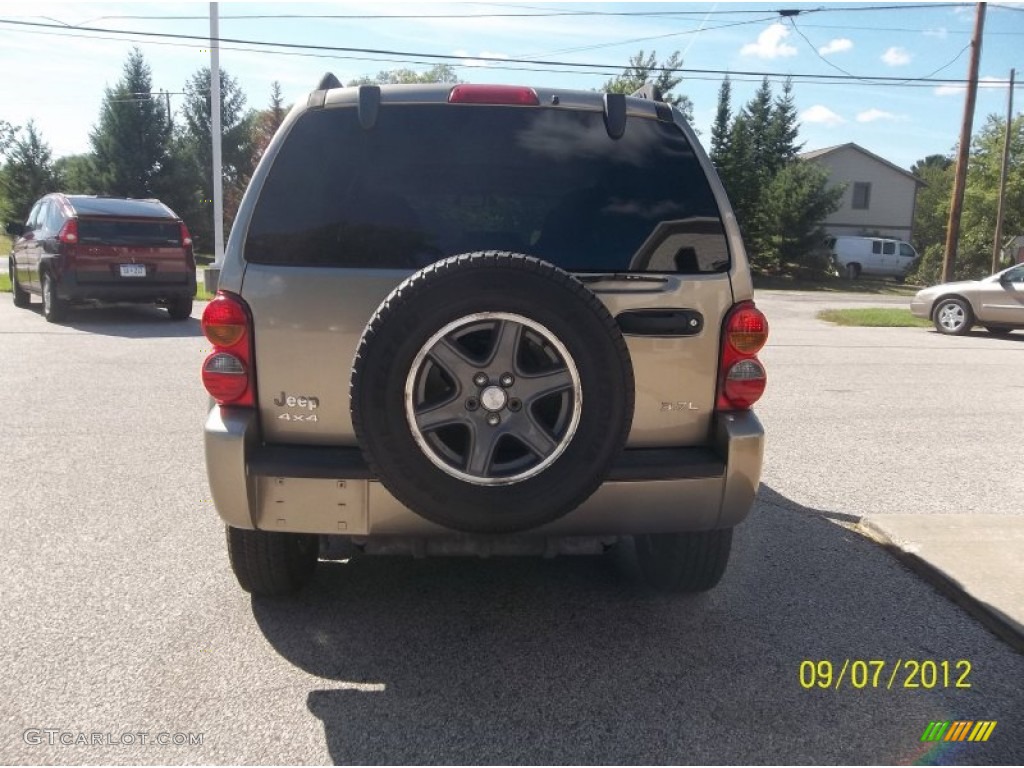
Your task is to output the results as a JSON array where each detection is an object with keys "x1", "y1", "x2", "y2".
[
  {"x1": 44, "y1": 201, "x2": 64, "y2": 234},
  {"x1": 26, "y1": 201, "x2": 43, "y2": 229},
  {"x1": 852, "y1": 182, "x2": 871, "y2": 210},
  {"x1": 872, "y1": 241, "x2": 882, "y2": 255},
  {"x1": 1004, "y1": 266, "x2": 1024, "y2": 283},
  {"x1": 78, "y1": 219, "x2": 181, "y2": 246},
  {"x1": 882, "y1": 241, "x2": 895, "y2": 255},
  {"x1": 899, "y1": 243, "x2": 915, "y2": 257},
  {"x1": 246, "y1": 105, "x2": 730, "y2": 274}
]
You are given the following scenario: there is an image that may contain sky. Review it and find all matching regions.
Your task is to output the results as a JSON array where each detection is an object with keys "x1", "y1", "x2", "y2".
[{"x1": 0, "y1": 0, "x2": 1022, "y2": 172}]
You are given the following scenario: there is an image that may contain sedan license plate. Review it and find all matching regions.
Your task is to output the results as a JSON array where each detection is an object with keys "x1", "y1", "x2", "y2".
[{"x1": 119, "y1": 264, "x2": 146, "y2": 278}]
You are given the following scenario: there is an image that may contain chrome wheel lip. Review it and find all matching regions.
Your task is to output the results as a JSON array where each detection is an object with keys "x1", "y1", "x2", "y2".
[{"x1": 404, "y1": 311, "x2": 582, "y2": 487}]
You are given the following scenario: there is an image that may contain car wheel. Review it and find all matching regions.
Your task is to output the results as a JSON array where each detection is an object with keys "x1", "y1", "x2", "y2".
[
  {"x1": 41, "y1": 272, "x2": 68, "y2": 323},
  {"x1": 10, "y1": 261, "x2": 30, "y2": 308},
  {"x1": 984, "y1": 327, "x2": 1012, "y2": 337},
  {"x1": 167, "y1": 297, "x2": 193, "y2": 321},
  {"x1": 226, "y1": 526, "x2": 318, "y2": 596},
  {"x1": 632, "y1": 529, "x2": 733, "y2": 592},
  {"x1": 933, "y1": 297, "x2": 972, "y2": 335},
  {"x1": 845, "y1": 263, "x2": 861, "y2": 280},
  {"x1": 350, "y1": 251, "x2": 635, "y2": 534}
]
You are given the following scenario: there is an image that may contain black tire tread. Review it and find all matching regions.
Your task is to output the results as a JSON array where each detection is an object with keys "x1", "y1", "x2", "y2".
[
  {"x1": 226, "y1": 526, "x2": 318, "y2": 596},
  {"x1": 167, "y1": 297, "x2": 194, "y2": 321},
  {"x1": 635, "y1": 528, "x2": 733, "y2": 593}
]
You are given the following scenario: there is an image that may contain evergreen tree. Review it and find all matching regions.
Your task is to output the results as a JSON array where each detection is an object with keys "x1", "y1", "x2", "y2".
[
  {"x1": 767, "y1": 77, "x2": 802, "y2": 174},
  {"x1": 89, "y1": 48, "x2": 173, "y2": 198},
  {"x1": 0, "y1": 122, "x2": 58, "y2": 223},
  {"x1": 710, "y1": 77, "x2": 732, "y2": 167},
  {"x1": 176, "y1": 66, "x2": 256, "y2": 248},
  {"x1": 54, "y1": 154, "x2": 98, "y2": 194},
  {"x1": 253, "y1": 81, "x2": 289, "y2": 163},
  {"x1": 602, "y1": 50, "x2": 694, "y2": 121}
]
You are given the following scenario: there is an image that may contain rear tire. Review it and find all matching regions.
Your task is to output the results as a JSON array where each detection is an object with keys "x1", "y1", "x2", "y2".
[
  {"x1": 633, "y1": 529, "x2": 733, "y2": 593},
  {"x1": 10, "y1": 262, "x2": 29, "y2": 308},
  {"x1": 167, "y1": 297, "x2": 193, "y2": 321},
  {"x1": 42, "y1": 272, "x2": 68, "y2": 323},
  {"x1": 226, "y1": 527, "x2": 319, "y2": 596}
]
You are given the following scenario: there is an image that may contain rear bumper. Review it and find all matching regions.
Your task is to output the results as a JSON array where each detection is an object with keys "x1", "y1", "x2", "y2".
[
  {"x1": 205, "y1": 408, "x2": 764, "y2": 537},
  {"x1": 57, "y1": 271, "x2": 195, "y2": 303}
]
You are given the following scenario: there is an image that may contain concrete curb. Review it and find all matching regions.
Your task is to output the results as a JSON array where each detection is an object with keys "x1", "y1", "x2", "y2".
[{"x1": 857, "y1": 517, "x2": 1024, "y2": 654}]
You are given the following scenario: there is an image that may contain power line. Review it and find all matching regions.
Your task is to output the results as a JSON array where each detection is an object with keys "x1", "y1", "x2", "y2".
[{"x1": 0, "y1": 16, "x2": 1008, "y2": 89}]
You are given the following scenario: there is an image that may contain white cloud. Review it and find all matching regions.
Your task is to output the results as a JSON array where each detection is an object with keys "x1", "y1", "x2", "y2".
[
  {"x1": 740, "y1": 23, "x2": 797, "y2": 60},
  {"x1": 856, "y1": 109, "x2": 906, "y2": 123},
  {"x1": 819, "y1": 38, "x2": 853, "y2": 56},
  {"x1": 801, "y1": 105, "x2": 845, "y2": 126},
  {"x1": 934, "y1": 76, "x2": 1005, "y2": 96},
  {"x1": 453, "y1": 49, "x2": 510, "y2": 67},
  {"x1": 923, "y1": 27, "x2": 949, "y2": 39},
  {"x1": 882, "y1": 47, "x2": 912, "y2": 66}
]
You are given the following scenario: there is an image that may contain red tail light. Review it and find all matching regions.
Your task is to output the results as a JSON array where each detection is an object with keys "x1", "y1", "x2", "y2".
[
  {"x1": 449, "y1": 84, "x2": 540, "y2": 106},
  {"x1": 57, "y1": 218, "x2": 79, "y2": 268},
  {"x1": 180, "y1": 222, "x2": 195, "y2": 267},
  {"x1": 716, "y1": 301, "x2": 769, "y2": 411},
  {"x1": 202, "y1": 291, "x2": 255, "y2": 407}
]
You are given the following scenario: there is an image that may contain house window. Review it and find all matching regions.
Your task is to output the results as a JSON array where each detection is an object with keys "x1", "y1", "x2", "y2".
[{"x1": 852, "y1": 182, "x2": 871, "y2": 210}]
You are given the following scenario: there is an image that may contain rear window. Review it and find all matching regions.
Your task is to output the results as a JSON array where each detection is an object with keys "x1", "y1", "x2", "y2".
[
  {"x1": 245, "y1": 104, "x2": 730, "y2": 274},
  {"x1": 78, "y1": 219, "x2": 181, "y2": 247}
]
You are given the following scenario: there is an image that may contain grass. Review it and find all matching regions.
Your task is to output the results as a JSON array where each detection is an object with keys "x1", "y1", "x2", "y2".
[
  {"x1": 817, "y1": 308, "x2": 932, "y2": 328},
  {"x1": 753, "y1": 272, "x2": 920, "y2": 296},
  {"x1": 0, "y1": 272, "x2": 9, "y2": 292}
]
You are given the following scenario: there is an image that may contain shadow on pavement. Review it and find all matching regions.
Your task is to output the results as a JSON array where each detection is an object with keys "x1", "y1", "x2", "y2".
[
  {"x1": 252, "y1": 485, "x2": 1024, "y2": 765},
  {"x1": 33, "y1": 303, "x2": 203, "y2": 338}
]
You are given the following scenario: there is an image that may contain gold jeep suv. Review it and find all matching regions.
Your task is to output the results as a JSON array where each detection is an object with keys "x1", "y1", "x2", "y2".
[{"x1": 202, "y1": 77, "x2": 768, "y2": 596}]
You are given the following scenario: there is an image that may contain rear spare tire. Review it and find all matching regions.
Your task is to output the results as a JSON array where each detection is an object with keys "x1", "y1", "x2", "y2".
[{"x1": 350, "y1": 252, "x2": 634, "y2": 534}]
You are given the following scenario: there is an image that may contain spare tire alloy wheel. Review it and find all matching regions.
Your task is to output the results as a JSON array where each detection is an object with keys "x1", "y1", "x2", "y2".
[
  {"x1": 351, "y1": 252, "x2": 635, "y2": 534},
  {"x1": 406, "y1": 312, "x2": 581, "y2": 485}
]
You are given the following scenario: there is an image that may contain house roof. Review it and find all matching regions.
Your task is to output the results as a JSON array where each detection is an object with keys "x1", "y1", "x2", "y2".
[{"x1": 800, "y1": 142, "x2": 924, "y2": 185}]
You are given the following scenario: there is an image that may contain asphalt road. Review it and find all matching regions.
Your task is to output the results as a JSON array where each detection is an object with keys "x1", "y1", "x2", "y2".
[{"x1": 1, "y1": 293, "x2": 1022, "y2": 765}]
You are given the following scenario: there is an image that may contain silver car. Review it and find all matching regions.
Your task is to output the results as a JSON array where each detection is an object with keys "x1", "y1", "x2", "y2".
[{"x1": 911, "y1": 263, "x2": 1024, "y2": 335}]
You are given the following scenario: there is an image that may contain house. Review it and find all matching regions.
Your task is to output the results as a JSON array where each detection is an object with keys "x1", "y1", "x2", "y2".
[{"x1": 800, "y1": 142, "x2": 923, "y2": 242}]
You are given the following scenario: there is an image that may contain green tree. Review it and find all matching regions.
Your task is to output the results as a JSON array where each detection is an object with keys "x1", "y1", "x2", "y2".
[
  {"x1": 347, "y1": 64, "x2": 461, "y2": 86},
  {"x1": 176, "y1": 66, "x2": 256, "y2": 248},
  {"x1": 767, "y1": 77, "x2": 802, "y2": 173},
  {"x1": 907, "y1": 155, "x2": 954, "y2": 284},
  {"x1": 602, "y1": 50, "x2": 693, "y2": 121},
  {"x1": 758, "y1": 161, "x2": 844, "y2": 272},
  {"x1": 0, "y1": 121, "x2": 58, "y2": 223},
  {"x1": 253, "y1": 81, "x2": 289, "y2": 163},
  {"x1": 89, "y1": 48, "x2": 174, "y2": 198},
  {"x1": 54, "y1": 154, "x2": 98, "y2": 194},
  {"x1": 710, "y1": 76, "x2": 732, "y2": 167},
  {"x1": 0, "y1": 119, "x2": 18, "y2": 158}
]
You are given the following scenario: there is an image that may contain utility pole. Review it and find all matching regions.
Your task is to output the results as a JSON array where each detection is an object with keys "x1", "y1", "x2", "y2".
[
  {"x1": 210, "y1": 1, "x2": 225, "y2": 265},
  {"x1": 164, "y1": 90, "x2": 172, "y2": 125},
  {"x1": 992, "y1": 68, "x2": 1014, "y2": 274},
  {"x1": 942, "y1": 2, "x2": 986, "y2": 283}
]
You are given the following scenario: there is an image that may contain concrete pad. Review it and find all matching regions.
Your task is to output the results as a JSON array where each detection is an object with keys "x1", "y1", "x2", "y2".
[{"x1": 859, "y1": 514, "x2": 1024, "y2": 652}]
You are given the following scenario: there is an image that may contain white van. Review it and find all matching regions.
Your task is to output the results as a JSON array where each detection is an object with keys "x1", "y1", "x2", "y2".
[{"x1": 826, "y1": 236, "x2": 919, "y2": 280}]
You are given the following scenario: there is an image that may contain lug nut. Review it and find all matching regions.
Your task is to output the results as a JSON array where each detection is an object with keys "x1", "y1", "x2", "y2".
[
  {"x1": 465, "y1": 398, "x2": 479, "y2": 411},
  {"x1": 486, "y1": 413, "x2": 501, "y2": 426},
  {"x1": 499, "y1": 373, "x2": 515, "y2": 387},
  {"x1": 473, "y1": 372, "x2": 489, "y2": 387},
  {"x1": 508, "y1": 398, "x2": 522, "y2": 412}
]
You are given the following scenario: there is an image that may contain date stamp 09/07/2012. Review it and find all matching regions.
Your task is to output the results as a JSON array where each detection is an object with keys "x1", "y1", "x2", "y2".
[{"x1": 798, "y1": 659, "x2": 972, "y2": 691}]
